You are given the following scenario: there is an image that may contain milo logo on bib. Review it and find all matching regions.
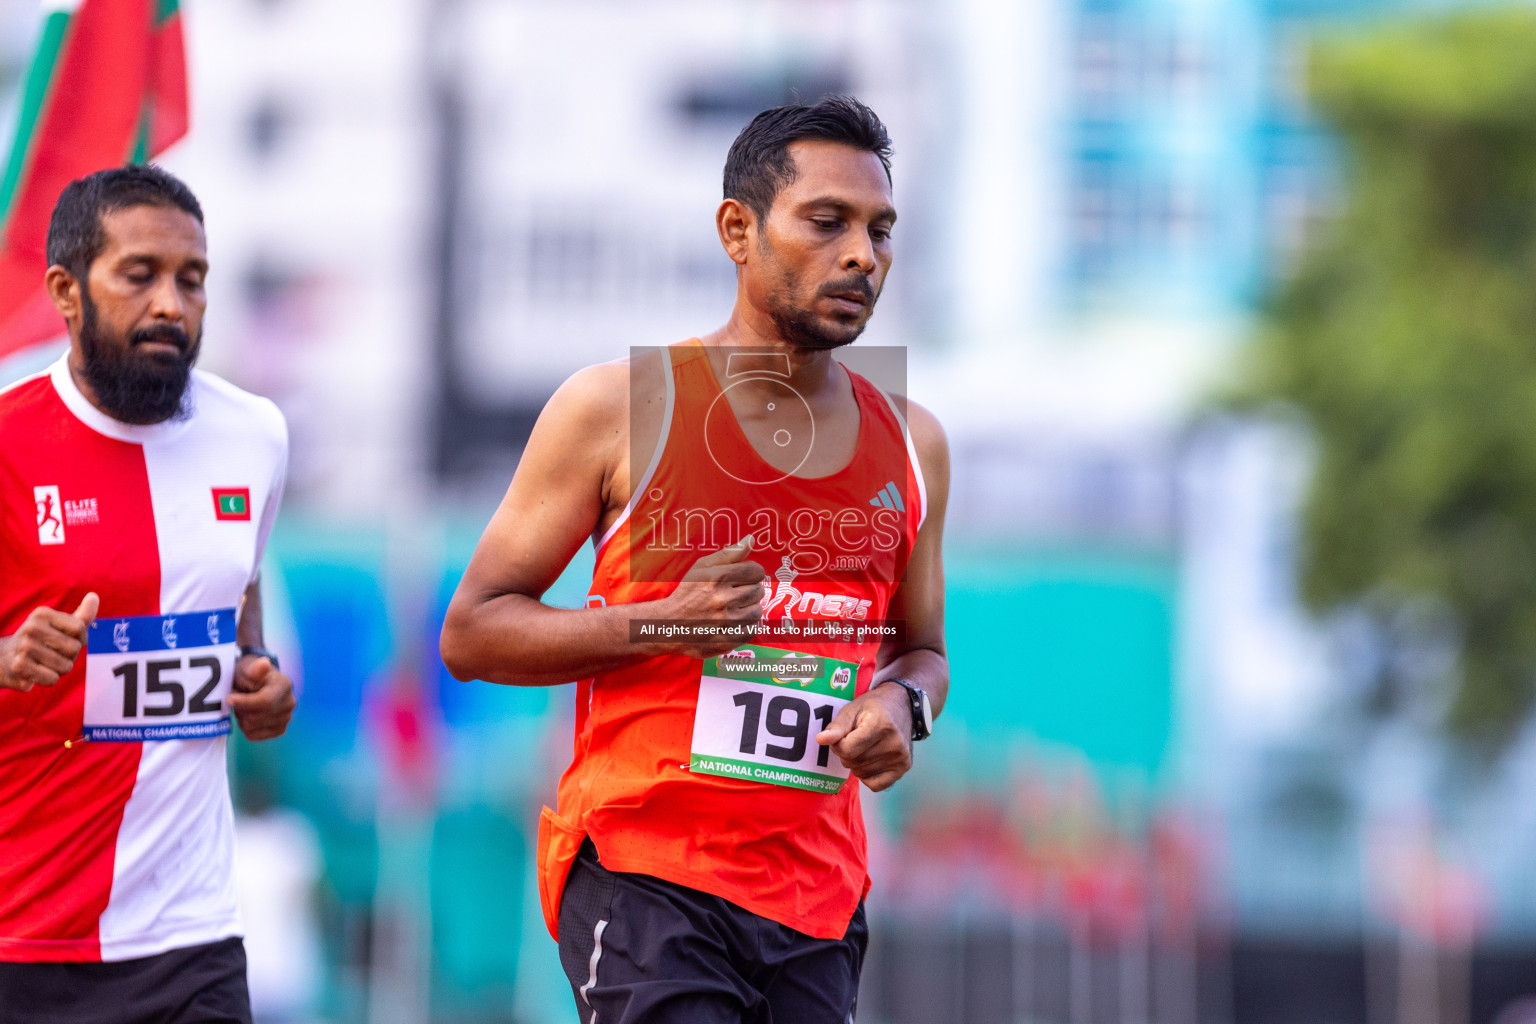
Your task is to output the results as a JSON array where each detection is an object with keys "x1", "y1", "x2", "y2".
[{"x1": 689, "y1": 644, "x2": 858, "y2": 794}]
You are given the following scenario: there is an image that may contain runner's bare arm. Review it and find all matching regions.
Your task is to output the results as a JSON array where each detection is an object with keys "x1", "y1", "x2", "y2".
[
  {"x1": 817, "y1": 399, "x2": 950, "y2": 791},
  {"x1": 872, "y1": 399, "x2": 950, "y2": 714},
  {"x1": 231, "y1": 579, "x2": 295, "y2": 741},
  {"x1": 0, "y1": 593, "x2": 98, "y2": 692},
  {"x1": 441, "y1": 360, "x2": 766, "y2": 686},
  {"x1": 236, "y1": 577, "x2": 264, "y2": 649}
]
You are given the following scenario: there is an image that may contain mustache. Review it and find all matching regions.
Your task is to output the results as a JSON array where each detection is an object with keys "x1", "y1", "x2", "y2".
[
  {"x1": 818, "y1": 274, "x2": 875, "y2": 303},
  {"x1": 130, "y1": 323, "x2": 192, "y2": 352}
]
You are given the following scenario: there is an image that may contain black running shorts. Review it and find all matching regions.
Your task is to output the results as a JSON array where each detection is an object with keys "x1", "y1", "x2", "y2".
[
  {"x1": 0, "y1": 936, "x2": 252, "y2": 1024},
  {"x1": 558, "y1": 839, "x2": 867, "y2": 1024}
]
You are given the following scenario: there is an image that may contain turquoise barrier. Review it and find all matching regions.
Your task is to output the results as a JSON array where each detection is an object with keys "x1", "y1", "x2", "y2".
[{"x1": 943, "y1": 549, "x2": 1176, "y2": 778}]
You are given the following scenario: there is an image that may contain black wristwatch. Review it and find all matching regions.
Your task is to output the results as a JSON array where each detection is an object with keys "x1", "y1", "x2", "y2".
[
  {"x1": 238, "y1": 645, "x2": 280, "y2": 670},
  {"x1": 880, "y1": 678, "x2": 933, "y2": 741}
]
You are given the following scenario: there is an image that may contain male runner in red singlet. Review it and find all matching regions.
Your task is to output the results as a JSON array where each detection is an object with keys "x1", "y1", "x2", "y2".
[{"x1": 442, "y1": 96, "x2": 948, "y2": 1023}]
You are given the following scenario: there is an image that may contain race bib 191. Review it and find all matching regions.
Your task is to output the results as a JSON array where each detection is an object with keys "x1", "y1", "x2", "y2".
[
  {"x1": 84, "y1": 609, "x2": 237, "y2": 741},
  {"x1": 689, "y1": 645, "x2": 858, "y2": 794}
]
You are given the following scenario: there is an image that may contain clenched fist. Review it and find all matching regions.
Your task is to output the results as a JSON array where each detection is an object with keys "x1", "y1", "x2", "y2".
[
  {"x1": 655, "y1": 535, "x2": 766, "y2": 658},
  {"x1": 0, "y1": 593, "x2": 99, "y2": 692},
  {"x1": 228, "y1": 654, "x2": 296, "y2": 742}
]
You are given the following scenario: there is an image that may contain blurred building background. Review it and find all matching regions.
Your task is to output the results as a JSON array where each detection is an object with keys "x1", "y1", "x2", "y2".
[{"x1": 6, "y1": 0, "x2": 1536, "y2": 1022}]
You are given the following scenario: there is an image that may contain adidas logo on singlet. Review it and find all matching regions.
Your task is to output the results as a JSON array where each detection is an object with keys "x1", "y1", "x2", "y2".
[{"x1": 868, "y1": 480, "x2": 905, "y2": 513}]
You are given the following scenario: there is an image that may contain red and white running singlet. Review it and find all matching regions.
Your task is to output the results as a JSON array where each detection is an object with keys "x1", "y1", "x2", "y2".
[
  {"x1": 0, "y1": 357, "x2": 287, "y2": 962},
  {"x1": 538, "y1": 340, "x2": 926, "y2": 940}
]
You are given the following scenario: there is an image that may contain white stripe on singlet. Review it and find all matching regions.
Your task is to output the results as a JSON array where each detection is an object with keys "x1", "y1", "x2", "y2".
[
  {"x1": 595, "y1": 346, "x2": 676, "y2": 552},
  {"x1": 872, "y1": 384, "x2": 928, "y2": 531}
]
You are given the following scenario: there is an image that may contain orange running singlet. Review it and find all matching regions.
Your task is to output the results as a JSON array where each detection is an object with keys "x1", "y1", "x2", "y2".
[{"x1": 537, "y1": 340, "x2": 926, "y2": 940}]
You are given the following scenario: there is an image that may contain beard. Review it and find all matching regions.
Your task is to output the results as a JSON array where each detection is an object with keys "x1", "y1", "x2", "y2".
[
  {"x1": 77, "y1": 289, "x2": 200, "y2": 425},
  {"x1": 768, "y1": 298, "x2": 863, "y2": 350},
  {"x1": 761, "y1": 242, "x2": 880, "y2": 351}
]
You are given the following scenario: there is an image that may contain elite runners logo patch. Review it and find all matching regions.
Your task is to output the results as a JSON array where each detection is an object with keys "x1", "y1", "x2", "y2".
[
  {"x1": 211, "y1": 487, "x2": 251, "y2": 521},
  {"x1": 34, "y1": 485, "x2": 63, "y2": 545},
  {"x1": 64, "y1": 497, "x2": 99, "y2": 526}
]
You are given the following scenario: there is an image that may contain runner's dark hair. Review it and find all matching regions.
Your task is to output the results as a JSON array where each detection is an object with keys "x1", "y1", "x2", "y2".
[
  {"x1": 46, "y1": 164, "x2": 204, "y2": 280},
  {"x1": 723, "y1": 96, "x2": 892, "y2": 224}
]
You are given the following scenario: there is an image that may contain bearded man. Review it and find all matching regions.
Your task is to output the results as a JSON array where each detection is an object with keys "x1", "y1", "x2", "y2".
[{"x1": 0, "y1": 164, "x2": 293, "y2": 1024}]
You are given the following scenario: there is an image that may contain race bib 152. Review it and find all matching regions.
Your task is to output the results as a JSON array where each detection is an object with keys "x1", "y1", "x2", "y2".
[
  {"x1": 84, "y1": 609, "x2": 237, "y2": 741},
  {"x1": 689, "y1": 645, "x2": 858, "y2": 794}
]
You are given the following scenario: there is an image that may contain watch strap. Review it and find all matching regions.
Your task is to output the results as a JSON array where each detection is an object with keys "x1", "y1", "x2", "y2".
[
  {"x1": 238, "y1": 645, "x2": 281, "y2": 670},
  {"x1": 880, "y1": 677, "x2": 931, "y2": 741}
]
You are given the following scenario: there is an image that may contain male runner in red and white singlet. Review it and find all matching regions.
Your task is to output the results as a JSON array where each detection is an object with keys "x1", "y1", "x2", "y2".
[
  {"x1": 0, "y1": 166, "x2": 294, "y2": 1024},
  {"x1": 442, "y1": 97, "x2": 949, "y2": 1023}
]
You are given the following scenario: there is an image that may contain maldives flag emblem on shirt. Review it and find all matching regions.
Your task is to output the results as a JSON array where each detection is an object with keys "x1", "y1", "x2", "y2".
[{"x1": 212, "y1": 488, "x2": 250, "y2": 521}]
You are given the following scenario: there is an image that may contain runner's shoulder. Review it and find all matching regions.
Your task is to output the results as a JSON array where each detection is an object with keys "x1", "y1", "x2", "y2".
[
  {"x1": 890, "y1": 395, "x2": 948, "y2": 470},
  {"x1": 188, "y1": 370, "x2": 289, "y2": 455},
  {"x1": 539, "y1": 349, "x2": 667, "y2": 440},
  {"x1": 0, "y1": 366, "x2": 57, "y2": 410},
  {"x1": 0, "y1": 365, "x2": 50, "y2": 399},
  {"x1": 0, "y1": 369, "x2": 64, "y2": 456}
]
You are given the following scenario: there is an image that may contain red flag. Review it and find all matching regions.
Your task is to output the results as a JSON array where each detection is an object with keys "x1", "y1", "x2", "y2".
[{"x1": 0, "y1": 0, "x2": 188, "y2": 360}]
